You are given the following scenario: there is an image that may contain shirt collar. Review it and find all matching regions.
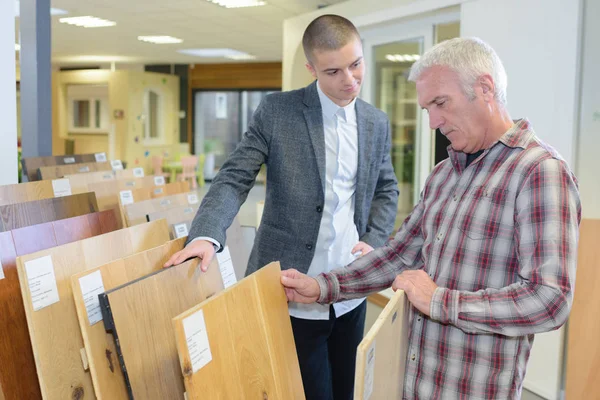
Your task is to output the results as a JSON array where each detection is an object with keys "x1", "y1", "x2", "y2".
[{"x1": 316, "y1": 80, "x2": 357, "y2": 122}]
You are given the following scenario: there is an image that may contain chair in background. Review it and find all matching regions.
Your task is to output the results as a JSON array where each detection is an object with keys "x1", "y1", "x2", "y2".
[
  {"x1": 151, "y1": 156, "x2": 171, "y2": 182},
  {"x1": 196, "y1": 153, "x2": 206, "y2": 188},
  {"x1": 176, "y1": 155, "x2": 199, "y2": 189}
]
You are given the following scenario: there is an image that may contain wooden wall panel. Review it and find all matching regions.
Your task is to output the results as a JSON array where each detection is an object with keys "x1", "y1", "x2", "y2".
[
  {"x1": 0, "y1": 192, "x2": 98, "y2": 232},
  {"x1": 38, "y1": 162, "x2": 112, "y2": 180},
  {"x1": 0, "y1": 181, "x2": 56, "y2": 206},
  {"x1": 566, "y1": 219, "x2": 600, "y2": 400},
  {"x1": 124, "y1": 190, "x2": 201, "y2": 226},
  {"x1": 172, "y1": 262, "x2": 304, "y2": 399},
  {"x1": 0, "y1": 210, "x2": 119, "y2": 400},
  {"x1": 189, "y1": 62, "x2": 282, "y2": 90},
  {"x1": 21, "y1": 153, "x2": 99, "y2": 182},
  {"x1": 71, "y1": 238, "x2": 187, "y2": 400},
  {"x1": 15, "y1": 220, "x2": 170, "y2": 400},
  {"x1": 354, "y1": 290, "x2": 409, "y2": 400}
]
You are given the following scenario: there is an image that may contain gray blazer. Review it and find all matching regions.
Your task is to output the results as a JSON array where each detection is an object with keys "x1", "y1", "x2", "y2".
[{"x1": 187, "y1": 81, "x2": 399, "y2": 275}]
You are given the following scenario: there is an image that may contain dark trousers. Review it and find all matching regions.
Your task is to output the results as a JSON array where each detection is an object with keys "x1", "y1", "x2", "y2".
[{"x1": 290, "y1": 301, "x2": 367, "y2": 400}]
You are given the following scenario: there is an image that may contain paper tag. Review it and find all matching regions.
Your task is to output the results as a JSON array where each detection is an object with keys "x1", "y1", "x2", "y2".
[
  {"x1": 78, "y1": 166, "x2": 90, "y2": 173},
  {"x1": 63, "y1": 157, "x2": 75, "y2": 164},
  {"x1": 183, "y1": 309, "x2": 212, "y2": 374},
  {"x1": 0, "y1": 259, "x2": 5, "y2": 280},
  {"x1": 102, "y1": 173, "x2": 113, "y2": 179},
  {"x1": 187, "y1": 193, "x2": 199, "y2": 205},
  {"x1": 364, "y1": 341, "x2": 376, "y2": 400},
  {"x1": 154, "y1": 176, "x2": 165, "y2": 186},
  {"x1": 24, "y1": 255, "x2": 60, "y2": 311},
  {"x1": 95, "y1": 152, "x2": 107, "y2": 162},
  {"x1": 216, "y1": 246, "x2": 237, "y2": 288},
  {"x1": 159, "y1": 199, "x2": 171, "y2": 207},
  {"x1": 79, "y1": 270, "x2": 106, "y2": 326},
  {"x1": 120, "y1": 190, "x2": 134, "y2": 205},
  {"x1": 125, "y1": 180, "x2": 136, "y2": 187},
  {"x1": 133, "y1": 167, "x2": 145, "y2": 178},
  {"x1": 111, "y1": 160, "x2": 124, "y2": 170},
  {"x1": 183, "y1": 207, "x2": 194, "y2": 214},
  {"x1": 52, "y1": 179, "x2": 72, "y2": 197},
  {"x1": 174, "y1": 223, "x2": 189, "y2": 239},
  {"x1": 154, "y1": 187, "x2": 164, "y2": 195}
]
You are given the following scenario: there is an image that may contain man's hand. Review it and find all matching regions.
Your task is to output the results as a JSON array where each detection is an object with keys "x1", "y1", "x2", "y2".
[
  {"x1": 280, "y1": 269, "x2": 321, "y2": 304},
  {"x1": 392, "y1": 270, "x2": 438, "y2": 316},
  {"x1": 163, "y1": 240, "x2": 216, "y2": 272},
  {"x1": 351, "y1": 241, "x2": 374, "y2": 257}
]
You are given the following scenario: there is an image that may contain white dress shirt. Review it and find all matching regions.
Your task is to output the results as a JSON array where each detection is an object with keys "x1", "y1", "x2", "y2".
[{"x1": 288, "y1": 81, "x2": 365, "y2": 320}]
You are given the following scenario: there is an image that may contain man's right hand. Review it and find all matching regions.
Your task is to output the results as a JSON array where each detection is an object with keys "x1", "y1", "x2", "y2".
[
  {"x1": 281, "y1": 269, "x2": 321, "y2": 304},
  {"x1": 163, "y1": 240, "x2": 216, "y2": 272}
]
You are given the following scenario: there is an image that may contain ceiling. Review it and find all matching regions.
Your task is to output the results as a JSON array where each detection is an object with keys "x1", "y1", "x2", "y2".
[{"x1": 15, "y1": 0, "x2": 347, "y2": 67}]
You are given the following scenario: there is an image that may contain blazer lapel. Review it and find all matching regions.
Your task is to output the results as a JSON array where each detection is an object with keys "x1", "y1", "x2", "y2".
[{"x1": 303, "y1": 82, "x2": 326, "y2": 192}]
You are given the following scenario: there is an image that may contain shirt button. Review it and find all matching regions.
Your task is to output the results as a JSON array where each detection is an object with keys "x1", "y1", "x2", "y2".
[
  {"x1": 417, "y1": 317, "x2": 422, "y2": 322},
  {"x1": 453, "y1": 195, "x2": 458, "y2": 201},
  {"x1": 316, "y1": 205, "x2": 322, "y2": 213},
  {"x1": 436, "y1": 233, "x2": 443, "y2": 240},
  {"x1": 306, "y1": 244, "x2": 313, "y2": 250},
  {"x1": 411, "y1": 354, "x2": 416, "y2": 361}
]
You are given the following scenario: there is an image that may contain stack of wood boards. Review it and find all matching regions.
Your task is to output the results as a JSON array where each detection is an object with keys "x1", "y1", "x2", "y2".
[
  {"x1": 38, "y1": 161, "x2": 112, "y2": 180},
  {"x1": 354, "y1": 290, "x2": 409, "y2": 400},
  {"x1": 99, "y1": 257, "x2": 225, "y2": 399},
  {"x1": 71, "y1": 238, "x2": 187, "y2": 400},
  {"x1": 124, "y1": 191, "x2": 201, "y2": 227},
  {"x1": 172, "y1": 262, "x2": 305, "y2": 399},
  {"x1": 15, "y1": 219, "x2": 170, "y2": 399},
  {"x1": 21, "y1": 153, "x2": 103, "y2": 182},
  {"x1": 0, "y1": 210, "x2": 119, "y2": 399},
  {"x1": 0, "y1": 192, "x2": 98, "y2": 232}
]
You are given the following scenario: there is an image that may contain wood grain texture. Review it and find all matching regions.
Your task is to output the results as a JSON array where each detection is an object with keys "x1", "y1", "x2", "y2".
[
  {"x1": 0, "y1": 210, "x2": 119, "y2": 400},
  {"x1": 566, "y1": 219, "x2": 600, "y2": 400},
  {"x1": 119, "y1": 182, "x2": 190, "y2": 227},
  {"x1": 71, "y1": 238, "x2": 187, "y2": 400},
  {"x1": 0, "y1": 181, "x2": 56, "y2": 206},
  {"x1": 15, "y1": 220, "x2": 170, "y2": 400},
  {"x1": 103, "y1": 257, "x2": 224, "y2": 400},
  {"x1": 173, "y1": 262, "x2": 304, "y2": 400},
  {"x1": 21, "y1": 154, "x2": 98, "y2": 182},
  {"x1": 124, "y1": 190, "x2": 201, "y2": 226},
  {"x1": 66, "y1": 170, "x2": 146, "y2": 195},
  {"x1": 0, "y1": 192, "x2": 98, "y2": 232},
  {"x1": 38, "y1": 162, "x2": 112, "y2": 180},
  {"x1": 354, "y1": 290, "x2": 409, "y2": 400},
  {"x1": 189, "y1": 63, "x2": 282, "y2": 90},
  {"x1": 145, "y1": 204, "x2": 200, "y2": 232}
]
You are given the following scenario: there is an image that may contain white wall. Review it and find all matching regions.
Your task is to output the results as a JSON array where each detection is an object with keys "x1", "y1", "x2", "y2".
[{"x1": 0, "y1": 1, "x2": 18, "y2": 185}]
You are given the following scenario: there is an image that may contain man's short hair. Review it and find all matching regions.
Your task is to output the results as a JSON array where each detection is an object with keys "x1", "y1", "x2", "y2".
[{"x1": 302, "y1": 14, "x2": 360, "y2": 63}]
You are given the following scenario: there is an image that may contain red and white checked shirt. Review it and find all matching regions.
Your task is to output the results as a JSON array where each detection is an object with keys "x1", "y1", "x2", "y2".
[{"x1": 316, "y1": 119, "x2": 581, "y2": 399}]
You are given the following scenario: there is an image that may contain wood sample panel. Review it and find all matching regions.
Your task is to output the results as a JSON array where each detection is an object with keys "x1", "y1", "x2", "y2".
[
  {"x1": 0, "y1": 192, "x2": 98, "y2": 232},
  {"x1": 38, "y1": 161, "x2": 112, "y2": 180},
  {"x1": 66, "y1": 170, "x2": 150, "y2": 195},
  {"x1": 99, "y1": 257, "x2": 225, "y2": 400},
  {"x1": 354, "y1": 290, "x2": 409, "y2": 400},
  {"x1": 0, "y1": 210, "x2": 119, "y2": 400},
  {"x1": 0, "y1": 181, "x2": 56, "y2": 206},
  {"x1": 566, "y1": 219, "x2": 600, "y2": 400},
  {"x1": 172, "y1": 262, "x2": 304, "y2": 399},
  {"x1": 71, "y1": 238, "x2": 187, "y2": 400},
  {"x1": 21, "y1": 153, "x2": 99, "y2": 182},
  {"x1": 15, "y1": 220, "x2": 170, "y2": 400},
  {"x1": 124, "y1": 190, "x2": 201, "y2": 227}
]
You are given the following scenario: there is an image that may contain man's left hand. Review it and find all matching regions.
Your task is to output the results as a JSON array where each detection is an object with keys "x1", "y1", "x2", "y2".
[{"x1": 392, "y1": 270, "x2": 438, "y2": 316}]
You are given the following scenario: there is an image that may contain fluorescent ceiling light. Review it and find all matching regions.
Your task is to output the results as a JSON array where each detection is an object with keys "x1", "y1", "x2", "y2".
[
  {"x1": 15, "y1": 43, "x2": 20, "y2": 51},
  {"x1": 138, "y1": 36, "x2": 183, "y2": 44},
  {"x1": 178, "y1": 48, "x2": 253, "y2": 58},
  {"x1": 14, "y1": 1, "x2": 68, "y2": 17},
  {"x1": 59, "y1": 16, "x2": 116, "y2": 28},
  {"x1": 385, "y1": 54, "x2": 421, "y2": 63},
  {"x1": 206, "y1": 0, "x2": 267, "y2": 8},
  {"x1": 226, "y1": 54, "x2": 257, "y2": 60}
]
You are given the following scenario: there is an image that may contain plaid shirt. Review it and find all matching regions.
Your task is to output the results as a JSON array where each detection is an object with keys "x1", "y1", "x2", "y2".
[{"x1": 316, "y1": 119, "x2": 581, "y2": 399}]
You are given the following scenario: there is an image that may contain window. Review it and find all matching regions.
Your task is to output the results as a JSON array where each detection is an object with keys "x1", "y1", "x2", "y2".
[
  {"x1": 67, "y1": 84, "x2": 109, "y2": 133},
  {"x1": 143, "y1": 88, "x2": 164, "y2": 143}
]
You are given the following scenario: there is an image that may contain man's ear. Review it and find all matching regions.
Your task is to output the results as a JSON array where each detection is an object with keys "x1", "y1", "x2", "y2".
[
  {"x1": 478, "y1": 74, "x2": 495, "y2": 102},
  {"x1": 305, "y1": 61, "x2": 318, "y2": 79}
]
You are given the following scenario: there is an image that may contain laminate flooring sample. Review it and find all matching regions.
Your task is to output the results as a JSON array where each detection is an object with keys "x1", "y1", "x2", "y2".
[
  {"x1": 0, "y1": 181, "x2": 55, "y2": 206},
  {"x1": 15, "y1": 219, "x2": 170, "y2": 400},
  {"x1": 21, "y1": 153, "x2": 99, "y2": 182},
  {"x1": 354, "y1": 290, "x2": 409, "y2": 400},
  {"x1": 124, "y1": 190, "x2": 201, "y2": 226}
]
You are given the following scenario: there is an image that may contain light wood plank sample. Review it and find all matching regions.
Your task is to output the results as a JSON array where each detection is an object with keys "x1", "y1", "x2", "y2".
[
  {"x1": 173, "y1": 262, "x2": 304, "y2": 400},
  {"x1": 566, "y1": 219, "x2": 600, "y2": 400},
  {"x1": 15, "y1": 219, "x2": 170, "y2": 400},
  {"x1": 0, "y1": 210, "x2": 119, "y2": 400},
  {"x1": 100, "y1": 257, "x2": 224, "y2": 400},
  {"x1": 124, "y1": 190, "x2": 201, "y2": 226},
  {"x1": 0, "y1": 192, "x2": 98, "y2": 232},
  {"x1": 66, "y1": 170, "x2": 154, "y2": 195},
  {"x1": 146, "y1": 204, "x2": 200, "y2": 233},
  {"x1": 21, "y1": 153, "x2": 98, "y2": 182},
  {"x1": 354, "y1": 290, "x2": 409, "y2": 400},
  {"x1": 0, "y1": 181, "x2": 56, "y2": 206},
  {"x1": 38, "y1": 162, "x2": 112, "y2": 180},
  {"x1": 71, "y1": 238, "x2": 187, "y2": 400}
]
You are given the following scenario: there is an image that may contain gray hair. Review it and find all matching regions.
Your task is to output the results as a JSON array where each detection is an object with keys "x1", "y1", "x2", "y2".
[{"x1": 408, "y1": 37, "x2": 508, "y2": 106}]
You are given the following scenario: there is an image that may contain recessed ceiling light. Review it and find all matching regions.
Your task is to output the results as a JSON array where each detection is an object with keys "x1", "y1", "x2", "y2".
[
  {"x1": 178, "y1": 48, "x2": 253, "y2": 58},
  {"x1": 15, "y1": 43, "x2": 20, "y2": 51},
  {"x1": 14, "y1": 1, "x2": 68, "y2": 17},
  {"x1": 138, "y1": 36, "x2": 183, "y2": 44},
  {"x1": 59, "y1": 16, "x2": 116, "y2": 28},
  {"x1": 206, "y1": 0, "x2": 267, "y2": 8}
]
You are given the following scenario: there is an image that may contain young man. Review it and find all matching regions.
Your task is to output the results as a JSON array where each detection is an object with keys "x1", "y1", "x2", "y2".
[
  {"x1": 281, "y1": 37, "x2": 581, "y2": 399},
  {"x1": 165, "y1": 15, "x2": 399, "y2": 399}
]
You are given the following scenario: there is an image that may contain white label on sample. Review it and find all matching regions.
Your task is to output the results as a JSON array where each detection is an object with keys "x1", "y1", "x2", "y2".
[
  {"x1": 174, "y1": 223, "x2": 189, "y2": 239},
  {"x1": 78, "y1": 166, "x2": 90, "y2": 173},
  {"x1": 120, "y1": 190, "x2": 134, "y2": 205},
  {"x1": 102, "y1": 173, "x2": 113, "y2": 179},
  {"x1": 154, "y1": 188, "x2": 164, "y2": 195},
  {"x1": 183, "y1": 207, "x2": 194, "y2": 214},
  {"x1": 160, "y1": 199, "x2": 171, "y2": 207},
  {"x1": 216, "y1": 246, "x2": 237, "y2": 288},
  {"x1": 133, "y1": 167, "x2": 145, "y2": 178},
  {"x1": 364, "y1": 341, "x2": 376, "y2": 400},
  {"x1": 154, "y1": 176, "x2": 165, "y2": 186},
  {"x1": 125, "y1": 180, "x2": 136, "y2": 187},
  {"x1": 63, "y1": 157, "x2": 75, "y2": 164},
  {"x1": 187, "y1": 193, "x2": 199, "y2": 205},
  {"x1": 52, "y1": 179, "x2": 72, "y2": 197},
  {"x1": 111, "y1": 160, "x2": 124, "y2": 170},
  {"x1": 24, "y1": 255, "x2": 60, "y2": 311},
  {"x1": 183, "y1": 309, "x2": 212, "y2": 374},
  {"x1": 95, "y1": 152, "x2": 107, "y2": 162},
  {"x1": 79, "y1": 270, "x2": 106, "y2": 326}
]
